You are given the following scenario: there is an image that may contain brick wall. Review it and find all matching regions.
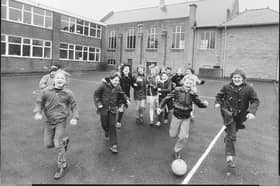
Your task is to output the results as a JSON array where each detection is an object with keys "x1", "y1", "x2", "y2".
[{"x1": 223, "y1": 25, "x2": 278, "y2": 80}]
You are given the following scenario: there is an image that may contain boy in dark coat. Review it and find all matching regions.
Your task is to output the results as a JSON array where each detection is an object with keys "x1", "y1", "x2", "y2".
[
  {"x1": 158, "y1": 78, "x2": 208, "y2": 159},
  {"x1": 94, "y1": 71, "x2": 130, "y2": 153},
  {"x1": 215, "y1": 69, "x2": 260, "y2": 168}
]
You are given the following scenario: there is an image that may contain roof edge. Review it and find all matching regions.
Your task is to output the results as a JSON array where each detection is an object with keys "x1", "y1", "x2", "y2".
[{"x1": 218, "y1": 22, "x2": 279, "y2": 28}]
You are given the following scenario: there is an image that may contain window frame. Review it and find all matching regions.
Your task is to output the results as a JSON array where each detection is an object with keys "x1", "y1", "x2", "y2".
[
  {"x1": 108, "y1": 30, "x2": 116, "y2": 49},
  {"x1": 126, "y1": 28, "x2": 136, "y2": 49},
  {"x1": 171, "y1": 25, "x2": 185, "y2": 49},
  {"x1": 199, "y1": 31, "x2": 216, "y2": 50},
  {"x1": 147, "y1": 27, "x2": 159, "y2": 49}
]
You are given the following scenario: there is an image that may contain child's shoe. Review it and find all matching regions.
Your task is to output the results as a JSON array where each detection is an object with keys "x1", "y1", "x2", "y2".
[
  {"x1": 226, "y1": 156, "x2": 236, "y2": 168},
  {"x1": 116, "y1": 122, "x2": 122, "y2": 129},
  {"x1": 54, "y1": 167, "x2": 65, "y2": 179},
  {"x1": 155, "y1": 121, "x2": 161, "y2": 127},
  {"x1": 109, "y1": 145, "x2": 118, "y2": 153}
]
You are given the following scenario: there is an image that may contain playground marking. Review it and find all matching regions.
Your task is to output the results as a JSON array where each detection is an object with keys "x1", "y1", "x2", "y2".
[{"x1": 181, "y1": 125, "x2": 226, "y2": 184}]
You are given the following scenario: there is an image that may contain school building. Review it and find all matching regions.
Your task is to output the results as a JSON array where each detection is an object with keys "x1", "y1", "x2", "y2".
[
  {"x1": 101, "y1": 0, "x2": 279, "y2": 81},
  {"x1": 1, "y1": 0, "x2": 105, "y2": 74},
  {"x1": 1, "y1": 0, "x2": 279, "y2": 81}
]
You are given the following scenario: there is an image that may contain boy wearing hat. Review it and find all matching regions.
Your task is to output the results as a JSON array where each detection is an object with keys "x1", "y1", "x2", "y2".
[
  {"x1": 34, "y1": 69, "x2": 79, "y2": 179},
  {"x1": 215, "y1": 69, "x2": 260, "y2": 168}
]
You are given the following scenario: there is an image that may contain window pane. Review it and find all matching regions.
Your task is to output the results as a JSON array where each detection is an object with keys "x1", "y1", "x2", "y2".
[
  {"x1": 33, "y1": 7, "x2": 44, "y2": 15},
  {"x1": 60, "y1": 43, "x2": 68, "y2": 49},
  {"x1": 1, "y1": 35, "x2": 6, "y2": 41},
  {"x1": 96, "y1": 53, "x2": 100, "y2": 61},
  {"x1": 33, "y1": 40, "x2": 43, "y2": 46},
  {"x1": 96, "y1": 48, "x2": 100, "y2": 53},
  {"x1": 23, "y1": 12, "x2": 31, "y2": 24},
  {"x1": 60, "y1": 49, "x2": 67, "y2": 58},
  {"x1": 77, "y1": 19, "x2": 83, "y2": 25},
  {"x1": 90, "y1": 28, "x2": 96, "y2": 37},
  {"x1": 97, "y1": 30, "x2": 101, "y2": 38},
  {"x1": 33, "y1": 14, "x2": 44, "y2": 26},
  {"x1": 45, "y1": 17, "x2": 52, "y2": 28},
  {"x1": 8, "y1": 36, "x2": 21, "y2": 43},
  {"x1": 89, "y1": 53, "x2": 95, "y2": 61},
  {"x1": 45, "y1": 11, "x2": 52, "y2": 17},
  {"x1": 75, "y1": 46, "x2": 82, "y2": 50},
  {"x1": 9, "y1": 0, "x2": 22, "y2": 9},
  {"x1": 69, "y1": 50, "x2": 74, "y2": 59},
  {"x1": 76, "y1": 25, "x2": 83, "y2": 34},
  {"x1": 1, "y1": 6, "x2": 6, "y2": 19},
  {"x1": 61, "y1": 15, "x2": 68, "y2": 22},
  {"x1": 84, "y1": 27, "x2": 89, "y2": 36},
  {"x1": 45, "y1": 41, "x2": 51, "y2": 46},
  {"x1": 23, "y1": 45, "x2": 30, "y2": 56},
  {"x1": 83, "y1": 51, "x2": 87, "y2": 60},
  {"x1": 89, "y1": 47, "x2": 95, "y2": 52},
  {"x1": 8, "y1": 44, "x2": 21, "y2": 55},
  {"x1": 75, "y1": 51, "x2": 82, "y2": 60},
  {"x1": 69, "y1": 22, "x2": 75, "y2": 32},
  {"x1": 1, "y1": 42, "x2": 6, "y2": 55},
  {"x1": 24, "y1": 4, "x2": 31, "y2": 11},
  {"x1": 90, "y1": 23, "x2": 96, "y2": 28},
  {"x1": 69, "y1": 45, "x2": 74, "y2": 49},
  {"x1": 61, "y1": 20, "x2": 69, "y2": 31},
  {"x1": 33, "y1": 47, "x2": 43, "y2": 57},
  {"x1": 44, "y1": 47, "x2": 50, "y2": 58},
  {"x1": 1, "y1": 0, "x2": 7, "y2": 5},
  {"x1": 23, "y1": 39, "x2": 30, "y2": 44},
  {"x1": 9, "y1": 8, "x2": 22, "y2": 22}
]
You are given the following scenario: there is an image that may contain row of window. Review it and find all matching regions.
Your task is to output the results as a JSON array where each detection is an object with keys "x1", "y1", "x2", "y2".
[
  {"x1": 61, "y1": 15, "x2": 102, "y2": 38},
  {"x1": 1, "y1": 34, "x2": 51, "y2": 58},
  {"x1": 107, "y1": 59, "x2": 116, "y2": 65},
  {"x1": 59, "y1": 43, "x2": 100, "y2": 62},
  {"x1": 1, "y1": 0, "x2": 52, "y2": 28},
  {"x1": 1, "y1": 0, "x2": 103, "y2": 39},
  {"x1": 107, "y1": 28, "x2": 216, "y2": 50}
]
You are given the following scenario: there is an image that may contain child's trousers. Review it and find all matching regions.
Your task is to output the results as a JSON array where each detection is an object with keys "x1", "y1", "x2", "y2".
[
  {"x1": 169, "y1": 116, "x2": 191, "y2": 153},
  {"x1": 100, "y1": 111, "x2": 117, "y2": 146},
  {"x1": 44, "y1": 121, "x2": 67, "y2": 168}
]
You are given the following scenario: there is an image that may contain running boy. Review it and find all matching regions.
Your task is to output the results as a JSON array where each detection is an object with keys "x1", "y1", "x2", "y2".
[
  {"x1": 132, "y1": 65, "x2": 147, "y2": 125},
  {"x1": 215, "y1": 69, "x2": 260, "y2": 168},
  {"x1": 158, "y1": 77, "x2": 208, "y2": 159},
  {"x1": 33, "y1": 69, "x2": 79, "y2": 179},
  {"x1": 94, "y1": 71, "x2": 130, "y2": 153}
]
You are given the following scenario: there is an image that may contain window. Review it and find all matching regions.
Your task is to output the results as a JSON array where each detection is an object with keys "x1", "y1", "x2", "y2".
[
  {"x1": 172, "y1": 26, "x2": 185, "y2": 49},
  {"x1": 60, "y1": 15, "x2": 102, "y2": 38},
  {"x1": 1, "y1": 34, "x2": 51, "y2": 58},
  {"x1": 59, "y1": 42, "x2": 100, "y2": 62},
  {"x1": 108, "y1": 59, "x2": 116, "y2": 65},
  {"x1": 127, "y1": 28, "x2": 136, "y2": 49},
  {"x1": 2, "y1": 0, "x2": 53, "y2": 29},
  {"x1": 147, "y1": 27, "x2": 158, "y2": 49},
  {"x1": 1, "y1": 35, "x2": 7, "y2": 55},
  {"x1": 108, "y1": 31, "x2": 116, "y2": 49},
  {"x1": 1, "y1": 0, "x2": 7, "y2": 19},
  {"x1": 199, "y1": 31, "x2": 216, "y2": 49}
]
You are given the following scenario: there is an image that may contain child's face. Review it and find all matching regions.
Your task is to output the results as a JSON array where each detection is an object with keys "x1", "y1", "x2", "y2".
[
  {"x1": 123, "y1": 66, "x2": 130, "y2": 76},
  {"x1": 110, "y1": 76, "x2": 120, "y2": 87},
  {"x1": 54, "y1": 72, "x2": 66, "y2": 89},
  {"x1": 166, "y1": 69, "x2": 171, "y2": 74},
  {"x1": 161, "y1": 74, "x2": 168, "y2": 82},
  {"x1": 185, "y1": 69, "x2": 192, "y2": 75},
  {"x1": 177, "y1": 68, "x2": 183, "y2": 75},
  {"x1": 138, "y1": 67, "x2": 144, "y2": 74},
  {"x1": 150, "y1": 68, "x2": 157, "y2": 75},
  {"x1": 232, "y1": 74, "x2": 243, "y2": 86},
  {"x1": 183, "y1": 78, "x2": 194, "y2": 89}
]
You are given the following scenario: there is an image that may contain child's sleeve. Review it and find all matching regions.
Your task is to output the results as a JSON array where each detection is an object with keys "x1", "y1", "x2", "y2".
[
  {"x1": 39, "y1": 75, "x2": 48, "y2": 89},
  {"x1": 94, "y1": 83, "x2": 105, "y2": 108},
  {"x1": 159, "y1": 89, "x2": 175, "y2": 108},
  {"x1": 33, "y1": 90, "x2": 46, "y2": 114},
  {"x1": 247, "y1": 87, "x2": 260, "y2": 115},
  {"x1": 215, "y1": 85, "x2": 226, "y2": 105},
  {"x1": 68, "y1": 91, "x2": 79, "y2": 119},
  {"x1": 192, "y1": 94, "x2": 207, "y2": 108}
]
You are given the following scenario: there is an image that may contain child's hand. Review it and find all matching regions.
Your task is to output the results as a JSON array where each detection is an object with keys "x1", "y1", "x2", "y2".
[
  {"x1": 214, "y1": 103, "x2": 220, "y2": 108},
  {"x1": 246, "y1": 113, "x2": 255, "y2": 120},
  {"x1": 70, "y1": 118, "x2": 78, "y2": 125},
  {"x1": 98, "y1": 104, "x2": 103, "y2": 108},
  {"x1": 202, "y1": 100, "x2": 209, "y2": 107},
  {"x1": 133, "y1": 83, "x2": 138, "y2": 87},
  {"x1": 156, "y1": 108, "x2": 162, "y2": 114},
  {"x1": 157, "y1": 88, "x2": 161, "y2": 91},
  {"x1": 34, "y1": 113, "x2": 42, "y2": 120}
]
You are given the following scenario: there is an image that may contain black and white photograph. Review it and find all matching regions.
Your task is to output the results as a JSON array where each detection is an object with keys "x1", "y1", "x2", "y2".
[{"x1": 1, "y1": 0, "x2": 279, "y2": 184}]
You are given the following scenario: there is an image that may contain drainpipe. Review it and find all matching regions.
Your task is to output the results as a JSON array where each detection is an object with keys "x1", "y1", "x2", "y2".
[
  {"x1": 118, "y1": 33, "x2": 123, "y2": 64},
  {"x1": 191, "y1": 21, "x2": 197, "y2": 69},
  {"x1": 222, "y1": 25, "x2": 227, "y2": 78}
]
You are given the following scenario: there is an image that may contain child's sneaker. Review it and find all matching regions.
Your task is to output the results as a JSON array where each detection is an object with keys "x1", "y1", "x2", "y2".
[
  {"x1": 116, "y1": 122, "x2": 122, "y2": 129},
  {"x1": 62, "y1": 137, "x2": 70, "y2": 152},
  {"x1": 155, "y1": 121, "x2": 161, "y2": 127},
  {"x1": 174, "y1": 151, "x2": 182, "y2": 159},
  {"x1": 149, "y1": 121, "x2": 154, "y2": 127},
  {"x1": 227, "y1": 160, "x2": 236, "y2": 168},
  {"x1": 54, "y1": 167, "x2": 65, "y2": 179},
  {"x1": 109, "y1": 145, "x2": 118, "y2": 153}
]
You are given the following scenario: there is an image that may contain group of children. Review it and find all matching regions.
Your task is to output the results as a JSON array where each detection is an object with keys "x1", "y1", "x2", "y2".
[{"x1": 33, "y1": 64, "x2": 260, "y2": 179}]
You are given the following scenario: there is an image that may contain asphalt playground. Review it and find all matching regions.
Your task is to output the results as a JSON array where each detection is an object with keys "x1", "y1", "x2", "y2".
[{"x1": 1, "y1": 71, "x2": 279, "y2": 184}]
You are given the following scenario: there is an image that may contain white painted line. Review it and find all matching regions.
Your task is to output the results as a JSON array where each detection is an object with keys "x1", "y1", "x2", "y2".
[{"x1": 181, "y1": 125, "x2": 226, "y2": 184}]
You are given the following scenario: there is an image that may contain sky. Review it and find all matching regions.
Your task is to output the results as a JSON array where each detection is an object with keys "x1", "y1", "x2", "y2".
[{"x1": 30, "y1": 0, "x2": 279, "y2": 21}]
